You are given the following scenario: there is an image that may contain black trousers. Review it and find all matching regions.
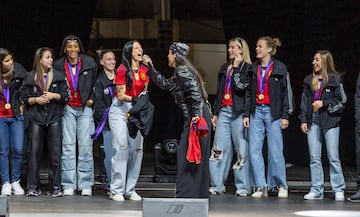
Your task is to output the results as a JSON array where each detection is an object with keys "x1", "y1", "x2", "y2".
[
  {"x1": 176, "y1": 105, "x2": 212, "y2": 198},
  {"x1": 27, "y1": 120, "x2": 62, "y2": 190}
]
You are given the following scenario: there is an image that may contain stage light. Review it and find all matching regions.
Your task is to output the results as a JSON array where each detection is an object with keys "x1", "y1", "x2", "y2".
[{"x1": 154, "y1": 139, "x2": 178, "y2": 175}]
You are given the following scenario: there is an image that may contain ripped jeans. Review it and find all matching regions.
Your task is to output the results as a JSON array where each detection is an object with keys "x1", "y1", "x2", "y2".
[
  {"x1": 109, "y1": 98, "x2": 144, "y2": 196},
  {"x1": 209, "y1": 106, "x2": 250, "y2": 193}
]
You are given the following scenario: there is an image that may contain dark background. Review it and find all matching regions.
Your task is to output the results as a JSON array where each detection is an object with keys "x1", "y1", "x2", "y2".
[{"x1": 1, "y1": 0, "x2": 359, "y2": 166}]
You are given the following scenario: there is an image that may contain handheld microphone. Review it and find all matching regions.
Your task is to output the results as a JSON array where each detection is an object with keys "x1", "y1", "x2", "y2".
[{"x1": 142, "y1": 54, "x2": 154, "y2": 69}]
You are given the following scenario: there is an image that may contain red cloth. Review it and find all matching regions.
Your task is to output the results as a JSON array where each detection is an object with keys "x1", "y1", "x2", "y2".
[{"x1": 187, "y1": 117, "x2": 208, "y2": 164}]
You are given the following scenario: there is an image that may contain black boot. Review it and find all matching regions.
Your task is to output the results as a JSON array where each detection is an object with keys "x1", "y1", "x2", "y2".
[{"x1": 348, "y1": 189, "x2": 360, "y2": 202}]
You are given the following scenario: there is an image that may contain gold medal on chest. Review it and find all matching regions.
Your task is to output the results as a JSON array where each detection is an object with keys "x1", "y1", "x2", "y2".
[
  {"x1": 224, "y1": 93, "x2": 230, "y2": 100},
  {"x1": 258, "y1": 94, "x2": 264, "y2": 101},
  {"x1": 5, "y1": 103, "x2": 11, "y2": 109}
]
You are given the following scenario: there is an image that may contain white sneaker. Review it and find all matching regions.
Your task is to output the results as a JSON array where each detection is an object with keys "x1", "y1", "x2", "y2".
[
  {"x1": 63, "y1": 188, "x2": 74, "y2": 196},
  {"x1": 110, "y1": 194, "x2": 125, "y2": 201},
  {"x1": 1, "y1": 182, "x2": 11, "y2": 196},
  {"x1": 304, "y1": 191, "x2": 323, "y2": 200},
  {"x1": 129, "y1": 192, "x2": 142, "y2": 201},
  {"x1": 81, "y1": 188, "x2": 92, "y2": 196},
  {"x1": 335, "y1": 192, "x2": 345, "y2": 201},
  {"x1": 11, "y1": 180, "x2": 25, "y2": 195},
  {"x1": 209, "y1": 187, "x2": 217, "y2": 195},
  {"x1": 235, "y1": 189, "x2": 248, "y2": 197},
  {"x1": 278, "y1": 187, "x2": 288, "y2": 199},
  {"x1": 251, "y1": 187, "x2": 268, "y2": 198}
]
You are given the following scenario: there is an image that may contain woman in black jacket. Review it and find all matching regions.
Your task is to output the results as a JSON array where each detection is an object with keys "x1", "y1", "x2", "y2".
[
  {"x1": 244, "y1": 36, "x2": 294, "y2": 199},
  {"x1": 300, "y1": 50, "x2": 346, "y2": 201},
  {"x1": 0, "y1": 48, "x2": 26, "y2": 196},
  {"x1": 53, "y1": 35, "x2": 97, "y2": 196},
  {"x1": 20, "y1": 47, "x2": 69, "y2": 197},
  {"x1": 92, "y1": 49, "x2": 116, "y2": 194},
  {"x1": 143, "y1": 42, "x2": 212, "y2": 198},
  {"x1": 209, "y1": 37, "x2": 252, "y2": 196}
]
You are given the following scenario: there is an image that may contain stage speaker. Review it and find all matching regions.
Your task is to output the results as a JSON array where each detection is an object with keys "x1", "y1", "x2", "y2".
[
  {"x1": 0, "y1": 196, "x2": 8, "y2": 217},
  {"x1": 143, "y1": 198, "x2": 208, "y2": 217}
]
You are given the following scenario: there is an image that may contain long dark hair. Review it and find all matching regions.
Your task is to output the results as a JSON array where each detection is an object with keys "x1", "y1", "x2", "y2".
[
  {"x1": 0, "y1": 48, "x2": 14, "y2": 94},
  {"x1": 0, "y1": 48, "x2": 14, "y2": 74},
  {"x1": 121, "y1": 40, "x2": 138, "y2": 89}
]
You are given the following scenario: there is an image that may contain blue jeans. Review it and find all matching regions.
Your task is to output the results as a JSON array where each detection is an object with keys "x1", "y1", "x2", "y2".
[
  {"x1": 61, "y1": 105, "x2": 95, "y2": 190},
  {"x1": 0, "y1": 116, "x2": 24, "y2": 183},
  {"x1": 307, "y1": 116, "x2": 345, "y2": 194},
  {"x1": 102, "y1": 129, "x2": 113, "y2": 191},
  {"x1": 109, "y1": 98, "x2": 143, "y2": 196},
  {"x1": 249, "y1": 105, "x2": 287, "y2": 188},
  {"x1": 209, "y1": 106, "x2": 250, "y2": 193}
]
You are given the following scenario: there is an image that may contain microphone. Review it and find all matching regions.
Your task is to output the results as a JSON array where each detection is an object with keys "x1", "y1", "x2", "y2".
[{"x1": 142, "y1": 54, "x2": 154, "y2": 69}]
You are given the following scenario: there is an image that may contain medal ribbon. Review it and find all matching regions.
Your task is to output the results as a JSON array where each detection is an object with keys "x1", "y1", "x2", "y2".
[
  {"x1": 107, "y1": 86, "x2": 115, "y2": 97},
  {"x1": 314, "y1": 78, "x2": 323, "y2": 100},
  {"x1": 224, "y1": 68, "x2": 232, "y2": 95},
  {"x1": 91, "y1": 107, "x2": 110, "y2": 140},
  {"x1": 66, "y1": 62, "x2": 79, "y2": 92},
  {"x1": 259, "y1": 58, "x2": 273, "y2": 94},
  {"x1": 44, "y1": 73, "x2": 49, "y2": 92},
  {"x1": 2, "y1": 80, "x2": 10, "y2": 105}
]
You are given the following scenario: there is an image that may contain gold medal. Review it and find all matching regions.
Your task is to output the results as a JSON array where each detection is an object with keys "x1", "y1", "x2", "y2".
[
  {"x1": 74, "y1": 92, "x2": 78, "y2": 98},
  {"x1": 5, "y1": 103, "x2": 11, "y2": 109},
  {"x1": 258, "y1": 94, "x2": 264, "y2": 101},
  {"x1": 224, "y1": 93, "x2": 230, "y2": 100}
]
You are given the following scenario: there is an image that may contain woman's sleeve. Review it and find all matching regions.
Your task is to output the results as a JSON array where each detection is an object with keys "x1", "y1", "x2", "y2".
[{"x1": 176, "y1": 67, "x2": 203, "y2": 117}]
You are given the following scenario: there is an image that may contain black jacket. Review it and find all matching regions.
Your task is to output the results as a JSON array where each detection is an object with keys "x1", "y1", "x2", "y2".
[
  {"x1": 53, "y1": 54, "x2": 97, "y2": 107},
  {"x1": 299, "y1": 73, "x2": 346, "y2": 129},
  {"x1": 127, "y1": 92, "x2": 155, "y2": 138},
  {"x1": 213, "y1": 62, "x2": 251, "y2": 118},
  {"x1": 93, "y1": 71, "x2": 115, "y2": 130},
  {"x1": 20, "y1": 69, "x2": 70, "y2": 124},
  {"x1": 8, "y1": 62, "x2": 27, "y2": 118},
  {"x1": 148, "y1": 65, "x2": 204, "y2": 119},
  {"x1": 245, "y1": 58, "x2": 294, "y2": 120}
]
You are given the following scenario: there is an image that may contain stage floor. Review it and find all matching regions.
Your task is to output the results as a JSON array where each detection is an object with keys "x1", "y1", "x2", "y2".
[
  {"x1": 4, "y1": 160, "x2": 360, "y2": 217},
  {"x1": 6, "y1": 183, "x2": 360, "y2": 217}
]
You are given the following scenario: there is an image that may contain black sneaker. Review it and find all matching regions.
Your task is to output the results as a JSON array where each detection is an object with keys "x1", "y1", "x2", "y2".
[
  {"x1": 348, "y1": 190, "x2": 360, "y2": 202},
  {"x1": 27, "y1": 188, "x2": 41, "y2": 197},
  {"x1": 47, "y1": 187, "x2": 63, "y2": 197},
  {"x1": 51, "y1": 189, "x2": 63, "y2": 197}
]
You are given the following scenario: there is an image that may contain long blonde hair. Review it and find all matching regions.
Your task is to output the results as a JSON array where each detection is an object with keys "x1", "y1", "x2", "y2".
[
  {"x1": 229, "y1": 37, "x2": 252, "y2": 64},
  {"x1": 311, "y1": 50, "x2": 336, "y2": 91}
]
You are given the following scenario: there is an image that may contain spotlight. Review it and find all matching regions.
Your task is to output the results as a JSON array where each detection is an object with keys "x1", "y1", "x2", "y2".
[{"x1": 154, "y1": 139, "x2": 178, "y2": 175}]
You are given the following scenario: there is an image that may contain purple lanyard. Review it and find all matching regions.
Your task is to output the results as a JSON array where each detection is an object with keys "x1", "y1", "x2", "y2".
[
  {"x1": 314, "y1": 78, "x2": 323, "y2": 100},
  {"x1": 107, "y1": 86, "x2": 115, "y2": 97},
  {"x1": 259, "y1": 59, "x2": 273, "y2": 94},
  {"x1": 66, "y1": 62, "x2": 79, "y2": 92},
  {"x1": 2, "y1": 80, "x2": 10, "y2": 104},
  {"x1": 44, "y1": 73, "x2": 48, "y2": 91},
  {"x1": 225, "y1": 68, "x2": 233, "y2": 94}
]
